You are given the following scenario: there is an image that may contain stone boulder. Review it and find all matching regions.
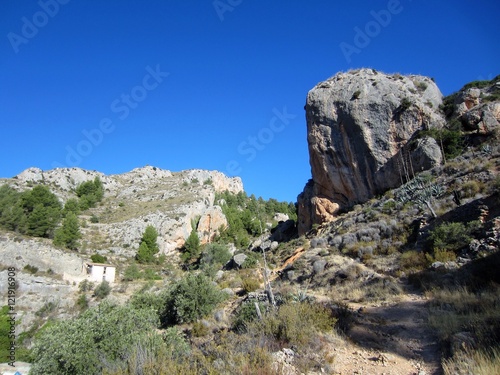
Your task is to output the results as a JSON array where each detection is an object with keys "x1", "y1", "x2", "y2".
[
  {"x1": 298, "y1": 69, "x2": 446, "y2": 234},
  {"x1": 454, "y1": 79, "x2": 500, "y2": 135}
]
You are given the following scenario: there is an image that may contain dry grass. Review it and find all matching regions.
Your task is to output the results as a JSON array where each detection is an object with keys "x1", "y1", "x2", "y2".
[
  {"x1": 442, "y1": 347, "x2": 500, "y2": 375},
  {"x1": 427, "y1": 285, "x2": 500, "y2": 363}
]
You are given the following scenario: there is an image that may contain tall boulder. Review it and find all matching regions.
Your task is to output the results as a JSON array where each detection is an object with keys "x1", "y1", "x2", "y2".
[{"x1": 298, "y1": 69, "x2": 445, "y2": 234}]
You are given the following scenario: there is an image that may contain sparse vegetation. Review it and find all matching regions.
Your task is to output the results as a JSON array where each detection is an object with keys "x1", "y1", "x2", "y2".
[{"x1": 94, "y1": 280, "x2": 111, "y2": 299}]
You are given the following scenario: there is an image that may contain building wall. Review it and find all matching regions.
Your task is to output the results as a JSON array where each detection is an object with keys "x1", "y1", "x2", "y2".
[{"x1": 88, "y1": 264, "x2": 116, "y2": 283}]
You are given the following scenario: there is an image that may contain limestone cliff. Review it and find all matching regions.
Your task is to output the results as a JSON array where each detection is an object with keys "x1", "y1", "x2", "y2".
[{"x1": 298, "y1": 69, "x2": 446, "y2": 234}]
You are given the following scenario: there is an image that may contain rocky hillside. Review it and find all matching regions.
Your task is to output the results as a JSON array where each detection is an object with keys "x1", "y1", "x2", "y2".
[{"x1": 3, "y1": 166, "x2": 242, "y2": 257}]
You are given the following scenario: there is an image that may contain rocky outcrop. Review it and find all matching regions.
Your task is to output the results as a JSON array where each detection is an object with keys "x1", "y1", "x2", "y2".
[
  {"x1": 298, "y1": 69, "x2": 446, "y2": 234},
  {"x1": 197, "y1": 205, "x2": 228, "y2": 244},
  {"x1": 454, "y1": 79, "x2": 500, "y2": 136}
]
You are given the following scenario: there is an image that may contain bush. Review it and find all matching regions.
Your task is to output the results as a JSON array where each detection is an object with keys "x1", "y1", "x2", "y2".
[
  {"x1": 76, "y1": 177, "x2": 104, "y2": 210},
  {"x1": 250, "y1": 301, "x2": 336, "y2": 347},
  {"x1": 461, "y1": 180, "x2": 481, "y2": 198},
  {"x1": 35, "y1": 301, "x2": 57, "y2": 318},
  {"x1": 30, "y1": 301, "x2": 160, "y2": 375},
  {"x1": 429, "y1": 222, "x2": 472, "y2": 252},
  {"x1": 78, "y1": 279, "x2": 93, "y2": 293},
  {"x1": 24, "y1": 264, "x2": 39, "y2": 274},
  {"x1": 200, "y1": 243, "x2": 232, "y2": 270},
  {"x1": 161, "y1": 273, "x2": 225, "y2": 325},
  {"x1": 143, "y1": 268, "x2": 161, "y2": 280},
  {"x1": 241, "y1": 277, "x2": 260, "y2": 293},
  {"x1": 123, "y1": 264, "x2": 142, "y2": 281},
  {"x1": 130, "y1": 292, "x2": 164, "y2": 314},
  {"x1": 76, "y1": 294, "x2": 88, "y2": 311},
  {"x1": 94, "y1": 280, "x2": 111, "y2": 299},
  {"x1": 91, "y1": 253, "x2": 107, "y2": 264},
  {"x1": 400, "y1": 250, "x2": 428, "y2": 272},
  {"x1": 232, "y1": 302, "x2": 266, "y2": 333}
]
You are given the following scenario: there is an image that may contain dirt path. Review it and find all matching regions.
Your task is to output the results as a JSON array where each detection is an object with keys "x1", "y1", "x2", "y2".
[{"x1": 331, "y1": 292, "x2": 442, "y2": 375}]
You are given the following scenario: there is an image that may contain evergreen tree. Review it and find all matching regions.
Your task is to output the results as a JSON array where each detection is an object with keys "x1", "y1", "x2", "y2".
[
  {"x1": 136, "y1": 241, "x2": 154, "y2": 264},
  {"x1": 77, "y1": 177, "x2": 104, "y2": 210},
  {"x1": 53, "y1": 212, "x2": 81, "y2": 250},
  {"x1": 63, "y1": 198, "x2": 80, "y2": 216},
  {"x1": 135, "y1": 225, "x2": 159, "y2": 263},
  {"x1": 141, "y1": 225, "x2": 159, "y2": 254},
  {"x1": 21, "y1": 185, "x2": 62, "y2": 237},
  {"x1": 182, "y1": 228, "x2": 200, "y2": 263}
]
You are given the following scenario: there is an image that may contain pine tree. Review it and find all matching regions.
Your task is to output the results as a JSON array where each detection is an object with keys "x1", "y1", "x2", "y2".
[
  {"x1": 182, "y1": 228, "x2": 200, "y2": 263},
  {"x1": 141, "y1": 225, "x2": 159, "y2": 254},
  {"x1": 135, "y1": 225, "x2": 159, "y2": 263},
  {"x1": 53, "y1": 212, "x2": 81, "y2": 250}
]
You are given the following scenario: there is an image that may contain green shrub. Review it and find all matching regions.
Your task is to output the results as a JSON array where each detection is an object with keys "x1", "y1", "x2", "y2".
[
  {"x1": 90, "y1": 215, "x2": 99, "y2": 223},
  {"x1": 191, "y1": 320, "x2": 210, "y2": 337},
  {"x1": 421, "y1": 127, "x2": 464, "y2": 160},
  {"x1": 429, "y1": 222, "x2": 472, "y2": 252},
  {"x1": 232, "y1": 302, "x2": 266, "y2": 333},
  {"x1": 30, "y1": 301, "x2": 160, "y2": 375},
  {"x1": 94, "y1": 280, "x2": 111, "y2": 299},
  {"x1": 76, "y1": 294, "x2": 89, "y2": 311},
  {"x1": 143, "y1": 268, "x2": 161, "y2": 280},
  {"x1": 399, "y1": 97, "x2": 412, "y2": 111},
  {"x1": 78, "y1": 279, "x2": 94, "y2": 293},
  {"x1": 35, "y1": 301, "x2": 57, "y2": 318},
  {"x1": 400, "y1": 250, "x2": 428, "y2": 271},
  {"x1": 241, "y1": 277, "x2": 260, "y2": 293},
  {"x1": 200, "y1": 243, "x2": 232, "y2": 269},
  {"x1": 91, "y1": 253, "x2": 107, "y2": 264},
  {"x1": 76, "y1": 177, "x2": 104, "y2": 210},
  {"x1": 182, "y1": 229, "x2": 201, "y2": 265},
  {"x1": 24, "y1": 264, "x2": 39, "y2": 274},
  {"x1": 0, "y1": 306, "x2": 17, "y2": 363},
  {"x1": 161, "y1": 273, "x2": 225, "y2": 325},
  {"x1": 123, "y1": 264, "x2": 142, "y2": 281},
  {"x1": 251, "y1": 302, "x2": 336, "y2": 346},
  {"x1": 461, "y1": 180, "x2": 481, "y2": 198},
  {"x1": 130, "y1": 292, "x2": 164, "y2": 313}
]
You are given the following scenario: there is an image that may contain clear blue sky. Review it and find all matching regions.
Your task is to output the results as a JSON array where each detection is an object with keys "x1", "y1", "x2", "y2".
[{"x1": 1, "y1": 1, "x2": 498, "y2": 202}]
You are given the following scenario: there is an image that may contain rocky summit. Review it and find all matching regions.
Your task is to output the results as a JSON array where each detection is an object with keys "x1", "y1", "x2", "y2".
[{"x1": 298, "y1": 69, "x2": 447, "y2": 234}]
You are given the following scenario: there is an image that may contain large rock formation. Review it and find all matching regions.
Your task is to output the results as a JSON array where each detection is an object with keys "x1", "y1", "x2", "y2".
[{"x1": 298, "y1": 69, "x2": 446, "y2": 234}]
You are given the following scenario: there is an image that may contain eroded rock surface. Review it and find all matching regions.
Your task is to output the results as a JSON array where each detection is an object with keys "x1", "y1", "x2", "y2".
[{"x1": 298, "y1": 69, "x2": 445, "y2": 234}]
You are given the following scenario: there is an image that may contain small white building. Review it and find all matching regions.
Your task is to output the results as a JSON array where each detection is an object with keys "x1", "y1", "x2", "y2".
[{"x1": 85, "y1": 262, "x2": 116, "y2": 283}]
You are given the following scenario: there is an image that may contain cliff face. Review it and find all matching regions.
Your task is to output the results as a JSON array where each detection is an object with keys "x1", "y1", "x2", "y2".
[{"x1": 298, "y1": 69, "x2": 446, "y2": 234}]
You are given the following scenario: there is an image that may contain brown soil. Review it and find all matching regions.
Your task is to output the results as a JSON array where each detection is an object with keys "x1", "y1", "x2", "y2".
[{"x1": 330, "y1": 292, "x2": 442, "y2": 375}]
